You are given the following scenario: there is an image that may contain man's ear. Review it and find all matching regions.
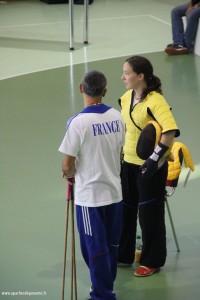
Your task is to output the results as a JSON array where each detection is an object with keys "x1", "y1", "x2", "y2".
[
  {"x1": 80, "y1": 84, "x2": 84, "y2": 93},
  {"x1": 102, "y1": 88, "x2": 107, "y2": 97}
]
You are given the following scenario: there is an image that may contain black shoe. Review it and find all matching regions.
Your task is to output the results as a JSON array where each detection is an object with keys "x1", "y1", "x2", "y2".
[
  {"x1": 165, "y1": 44, "x2": 189, "y2": 55},
  {"x1": 166, "y1": 43, "x2": 186, "y2": 48}
]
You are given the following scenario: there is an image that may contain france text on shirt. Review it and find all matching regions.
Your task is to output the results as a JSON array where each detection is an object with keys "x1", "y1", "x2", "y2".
[{"x1": 92, "y1": 120, "x2": 120, "y2": 136}]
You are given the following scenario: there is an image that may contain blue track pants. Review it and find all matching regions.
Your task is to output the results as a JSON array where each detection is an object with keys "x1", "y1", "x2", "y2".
[{"x1": 76, "y1": 202, "x2": 122, "y2": 300}]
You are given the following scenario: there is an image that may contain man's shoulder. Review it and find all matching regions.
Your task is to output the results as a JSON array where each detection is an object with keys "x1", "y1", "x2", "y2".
[
  {"x1": 66, "y1": 112, "x2": 82, "y2": 129},
  {"x1": 108, "y1": 106, "x2": 122, "y2": 117}
]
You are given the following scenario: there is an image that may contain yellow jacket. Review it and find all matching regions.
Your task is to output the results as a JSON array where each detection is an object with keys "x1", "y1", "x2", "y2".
[
  {"x1": 120, "y1": 90, "x2": 180, "y2": 165},
  {"x1": 167, "y1": 142, "x2": 195, "y2": 186}
]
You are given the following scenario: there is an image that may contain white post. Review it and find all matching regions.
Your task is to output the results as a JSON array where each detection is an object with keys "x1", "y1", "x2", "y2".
[
  {"x1": 83, "y1": 0, "x2": 89, "y2": 44},
  {"x1": 69, "y1": 0, "x2": 75, "y2": 50}
]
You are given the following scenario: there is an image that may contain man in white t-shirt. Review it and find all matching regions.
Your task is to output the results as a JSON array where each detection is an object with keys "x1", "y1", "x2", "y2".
[{"x1": 59, "y1": 70, "x2": 125, "y2": 300}]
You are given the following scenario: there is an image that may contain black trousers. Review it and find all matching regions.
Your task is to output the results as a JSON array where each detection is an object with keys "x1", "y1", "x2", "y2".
[{"x1": 118, "y1": 161, "x2": 167, "y2": 268}]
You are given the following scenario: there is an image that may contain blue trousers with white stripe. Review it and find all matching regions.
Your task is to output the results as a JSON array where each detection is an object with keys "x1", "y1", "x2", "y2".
[{"x1": 76, "y1": 202, "x2": 122, "y2": 300}]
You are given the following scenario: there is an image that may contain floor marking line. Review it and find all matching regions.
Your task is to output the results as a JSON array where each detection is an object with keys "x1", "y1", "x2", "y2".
[
  {"x1": 0, "y1": 14, "x2": 164, "y2": 29},
  {"x1": 0, "y1": 49, "x2": 163, "y2": 80}
]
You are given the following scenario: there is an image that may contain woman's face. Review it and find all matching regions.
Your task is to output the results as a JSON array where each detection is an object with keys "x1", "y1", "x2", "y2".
[{"x1": 121, "y1": 62, "x2": 143, "y2": 90}]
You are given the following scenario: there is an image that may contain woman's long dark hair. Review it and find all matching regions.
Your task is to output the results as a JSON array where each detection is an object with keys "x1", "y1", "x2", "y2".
[{"x1": 126, "y1": 55, "x2": 162, "y2": 100}]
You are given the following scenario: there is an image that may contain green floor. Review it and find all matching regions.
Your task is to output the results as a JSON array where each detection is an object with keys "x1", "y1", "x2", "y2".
[{"x1": 0, "y1": 1, "x2": 200, "y2": 300}]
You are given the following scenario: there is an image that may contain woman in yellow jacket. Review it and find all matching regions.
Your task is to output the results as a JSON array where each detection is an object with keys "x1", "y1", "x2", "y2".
[{"x1": 118, "y1": 55, "x2": 180, "y2": 276}]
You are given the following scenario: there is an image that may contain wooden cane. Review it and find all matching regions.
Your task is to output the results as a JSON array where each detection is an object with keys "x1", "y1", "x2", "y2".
[
  {"x1": 62, "y1": 179, "x2": 77, "y2": 300},
  {"x1": 61, "y1": 184, "x2": 70, "y2": 300},
  {"x1": 70, "y1": 182, "x2": 77, "y2": 300}
]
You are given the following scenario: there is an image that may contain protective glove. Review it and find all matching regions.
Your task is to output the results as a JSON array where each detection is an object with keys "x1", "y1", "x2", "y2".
[{"x1": 140, "y1": 142, "x2": 169, "y2": 178}]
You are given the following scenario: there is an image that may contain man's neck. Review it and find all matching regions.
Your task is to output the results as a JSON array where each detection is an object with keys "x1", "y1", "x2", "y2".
[{"x1": 84, "y1": 96, "x2": 102, "y2": 107}]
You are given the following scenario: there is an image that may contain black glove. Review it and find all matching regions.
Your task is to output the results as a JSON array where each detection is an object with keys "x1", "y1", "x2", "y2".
[
  {"x1": 140, "y1": 142, "x2": 169, "y2": 178},
  {"x1": 140, "y1": 158, "x2": 158, "y2": 178}
]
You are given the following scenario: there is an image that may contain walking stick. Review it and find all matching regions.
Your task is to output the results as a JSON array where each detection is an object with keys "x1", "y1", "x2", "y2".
[{"x1": 62, "y1": 178, "x2": 77, "y2": 300}]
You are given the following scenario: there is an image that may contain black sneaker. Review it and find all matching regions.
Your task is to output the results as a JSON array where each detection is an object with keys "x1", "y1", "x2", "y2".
[{"x1": 165, "y1": 44, "x2": 189, "y2": 55}]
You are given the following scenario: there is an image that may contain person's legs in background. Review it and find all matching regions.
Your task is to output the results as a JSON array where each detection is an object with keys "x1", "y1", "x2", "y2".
[
  {"x1": 165, "y1": 2, "x2": 190, "y2": 54},
  {"x1": 185, "y1": 6, "x2": 200, "y2": 51},
  {"x1": 171, "y1": 3, "x2": 189, "y2": 46}
]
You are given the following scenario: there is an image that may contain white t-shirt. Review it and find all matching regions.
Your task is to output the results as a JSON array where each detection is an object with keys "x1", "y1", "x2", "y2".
[{"x1": 59, "y1": 103, "x2": 125, "y2": 207}]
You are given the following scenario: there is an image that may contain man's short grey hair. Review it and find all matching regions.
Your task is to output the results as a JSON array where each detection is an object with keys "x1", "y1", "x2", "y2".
[{"x1": 81, "y1": 70, "x2": 107, "y2": 97}]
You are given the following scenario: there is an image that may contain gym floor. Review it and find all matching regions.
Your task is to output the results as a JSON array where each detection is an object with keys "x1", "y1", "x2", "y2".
[{"x1": 0, "y1": 0, "x2": 200, "y2": 299}]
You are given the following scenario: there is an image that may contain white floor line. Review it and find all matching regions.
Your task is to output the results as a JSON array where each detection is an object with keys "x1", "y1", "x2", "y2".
[
  {"x1": 149, "y1": 14, "x2": 171, "y2": 26},
  {"x1": 0, "y1": 49, "x2": 163, "y2": 81},
  {"x1": 0, "y1": 14, "x2": 162, "y2": 29},
  {"x1": 0, "y1": 21, "x2": 67, "y2": 28},
  {"x1": 0, "y1": 13, "x2": 170, "y2": 80}
]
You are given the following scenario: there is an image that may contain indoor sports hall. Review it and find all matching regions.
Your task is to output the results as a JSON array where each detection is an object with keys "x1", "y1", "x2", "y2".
[{"x1": 0, "y1": 0, "x2": 200, "y2": 299}]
